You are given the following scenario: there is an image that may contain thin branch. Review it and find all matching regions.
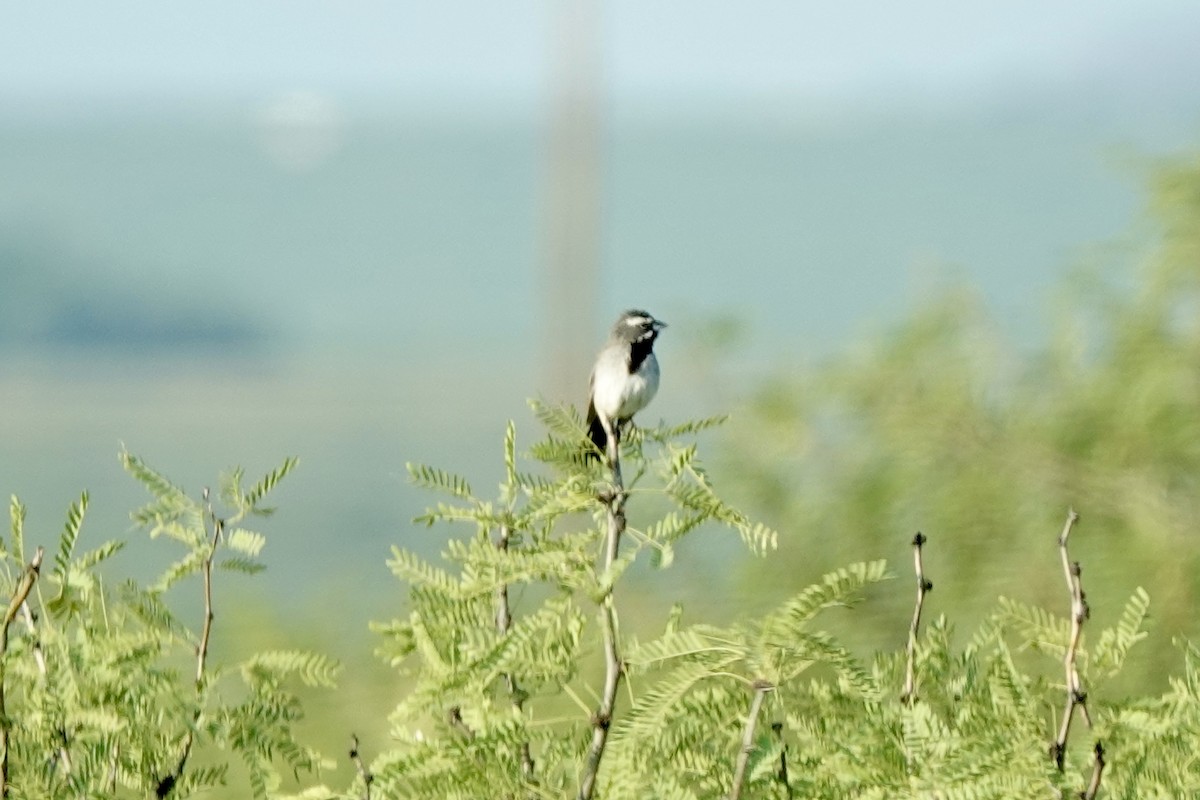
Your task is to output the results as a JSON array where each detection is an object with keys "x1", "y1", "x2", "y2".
[
  {"x1": 19, "y1": 598, "x2": 72, "y2": 776},
  {"x1": 771, "y1": 721, "x2": 793, "y2": 800},
  {"x1": 578, "y1": 443, "x2": 627, "y2": 800},
  {"x1": 349, "y1": 734, "x2": 373, "y2": 800},
  {"x1": 1081, "y1": 741, "x2": 1105, "y2": 800},
  {"x1": 195, "y1": 494, "x2": 222, "y2": 687},
  {"x1": 447, "y1": 706, "x2": 476, "y2": 741},
  {"x1": 495, "y1": 523, "x2": 535, "y2": 782},
  {"x1": 902, "y1": 532, "x2": 932, "y2": 705},
  {"x1": 106, "y1": 741, "x2": 120, "y2": 794},
  {"x1": 729, "y1": 679, "x2": 773, "y2": 800},
  {"x1": 0, "y1": 547, "x2": 44, "y2": 798},
  {"x1": 157, "y1": 490, "x2": 223, "y2": 798},
  {"x1": 1052, "y1": 508, "x2": 1091, "y2": 771},
  {"x1": 18, "y1": 604, "x2": 46, "y2": 676}
]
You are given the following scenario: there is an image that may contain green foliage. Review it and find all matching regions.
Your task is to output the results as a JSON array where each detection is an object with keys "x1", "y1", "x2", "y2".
[
  {"x1": 368, "y1": 404, "x2": 778, "y2": 798},
  {"x1": 715, "y1": 150, "x2": 1200, "y2": 690},
  {"x1": 3, "y1": 406, "x2": 1200, "y2": 800},
  {"x1": 0, "y1": 454, "x2": 333, "y2": 799},
  {"x1": 361, "y1": 379, "x2": 1200, "y2": 800},
  {"x1": 362, "y1": 396, "x2": 1200, "y2": 800}
]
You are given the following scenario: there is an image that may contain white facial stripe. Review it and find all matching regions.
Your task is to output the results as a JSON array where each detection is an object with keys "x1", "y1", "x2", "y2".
[{"x1": 625, "y1": 315, "x2": 652, "y2": 327}]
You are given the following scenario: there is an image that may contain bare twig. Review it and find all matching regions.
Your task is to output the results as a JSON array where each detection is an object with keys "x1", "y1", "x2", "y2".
[
  {"x1": 578, "y1": 448, "x2": 627, "y2": 800},
  {"x1": 0, "y1": 547, "x2": 44, "y2": 798},
  {"x1": 771, "y1": 721, "x2": 793, "y2": 800},
  {"x1": 350, "y1": 734, "x2": 373, "y2": 800},
  {"x1": 106, "y1": 741, "x2": 120, "y2": 794},
  {"x1": 447, "y1": 706, "x2": 476, "y2": 741},
  {"x1": 902, "y1": 532, "x2": 932, "y2": 705},
  {"x1": 495, "y1": 524, "x2": 535, "y2": 781},
  {"x1": 1052, "y1": 509, "x2": 1091, "y2": 771},
  {"x1": 18, "y1": 604, "x2": 46, "y2": 677},
  {"x1": 19, "y1": 597, "x2": 72, "y2": 776},
  {"x1": 602, "y1": 421, "x2": 623, "y2": 485},
  {"x1": 1081, "y1": 741, "x2": 1105, "y2": 799},
  {"x1": 157, "y1": 491, "x2": 223, "y2": 798},
  {"x1": 729, "y1": 679, "x2": 773, "y2": 800},
  {"x1": 194, "y1": 493, "x2": 222, "y2": 687}
]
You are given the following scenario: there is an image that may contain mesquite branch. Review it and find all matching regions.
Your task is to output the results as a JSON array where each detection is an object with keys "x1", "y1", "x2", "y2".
[
  {"x1": 350, "y1": 734, "x2": 373, "y2": 800},
  {"x1": 771, "y1": 721, "x2": 793, "y2": 799},
  {"x1": 1082, "y1": 741, "x2": 1105, "y2": 800},
  {"x1": 901, "y1": 532, "x2": 932, "y2": 704},
  {"x1": 157, "y1": 490, "x2": 223, "y2": 798},
  {"x1": 19, "y1": 603, "x2": 72, "y2": 777},
  {"x1": 495, "y1": 524, "x2": 535, "y2": 781},
  {"x1": 728, "y1": 680, "x2": 773, "y2": 800},
  {"x1": 578, "y1": 442, "x2": 627, "y2": 800},
  {"x1": 195, "y1": 492, "x2": 222, "y2": 687},
  {"x1": 1051, "y1": 509, "x2": 1094, "y2": 772},
  {"x1": 0, "y1": 547, "x2": 44, "y2": 798}
]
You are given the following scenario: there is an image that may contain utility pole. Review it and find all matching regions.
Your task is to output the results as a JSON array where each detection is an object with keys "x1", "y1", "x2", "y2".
[{"x1": 540, "y1": 0, "x2": 603, "y2": 403}]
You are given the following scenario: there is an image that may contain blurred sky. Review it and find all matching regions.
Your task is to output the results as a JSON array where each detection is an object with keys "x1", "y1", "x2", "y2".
[{"x1": 4, "y1": 1, "x2": 1200, "y2": 114}]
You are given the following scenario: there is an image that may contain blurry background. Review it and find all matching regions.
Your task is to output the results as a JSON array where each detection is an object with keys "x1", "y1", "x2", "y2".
[{"x1": 4, "y1": 0, "x2": 1200, "y2": 782}]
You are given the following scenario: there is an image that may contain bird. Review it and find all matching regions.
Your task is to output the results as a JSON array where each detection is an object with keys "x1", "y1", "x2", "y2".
[{"x1": 586, "y1": 309, "x2": 667, "y2": 460}]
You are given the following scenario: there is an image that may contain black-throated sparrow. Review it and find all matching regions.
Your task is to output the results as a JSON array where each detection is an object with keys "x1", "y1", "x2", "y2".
[{"x1": 586, "y1": 309, "x2": 667, "y2": 459}]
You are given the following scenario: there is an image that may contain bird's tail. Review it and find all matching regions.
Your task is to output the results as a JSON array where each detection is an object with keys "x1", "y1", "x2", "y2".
[{"x1": 585, "y1": 402, "x2": 607, "y2": 460}]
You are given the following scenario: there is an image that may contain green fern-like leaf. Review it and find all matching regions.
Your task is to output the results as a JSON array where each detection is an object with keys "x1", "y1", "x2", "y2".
[
  {"x1": 217, "y1": 557, "x2": 266, "y2": 575},
  {"x1": 52, "y1": 490, "x2": 89, "y2": 584},
  {"x1": 225, "y1": 528, "x2": 267, "y2": 558},
  {"x1": 645, "y1": 414, "x2": 730, "y2": 441},
  {"x1": 994, "y1": 596, "x2": 1070, "y2": 657},
  {"x1": 240, "y1": 649, "x2": 341, "y2": 688},
  {"x1": 72, "y1": 540, "x2": 125, "y2": 572},
  {"x1": 241, "y1": 455, "x2": 299, "y2": 515},
  {"x1": 1091, "y1": 586, "x2": 1151, "y2": 680},
  {"x1": 120, "y1": 447, "x2": 189, "y2": 505},
  {"x1": 220, "y1": 465, "x2": 246, "y2": 510},
  {"x1": 9, "y1": 495, "x2": 25, "y2": 564},
  {"x1": 387, "y1": 547, "x2": 462, "y2": 597},
  {"x1": 501, "y1": 420, "x2": 518, "y2": 503},
  {"x1": 152, "y1": 548, "x2": 208, "y2": 593},
  {"x1": 528, "y1": 398, "x2": 587, "y2": 443},
  {"x1": 407, "y1": 462, "x2": 475, "y2": 501},
  {"x1": 763, "y1": 560, "x2": 891, "y2": 638}
]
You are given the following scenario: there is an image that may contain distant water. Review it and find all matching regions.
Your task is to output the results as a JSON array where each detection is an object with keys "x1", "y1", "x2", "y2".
[{"x1": 1, "y1": 97, "x2": 1197, "y2": 622}]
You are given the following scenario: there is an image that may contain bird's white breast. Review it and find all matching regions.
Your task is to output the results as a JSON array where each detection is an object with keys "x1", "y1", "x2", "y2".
[{"x1": 592, "y1": 350, "x2": 660, "y2": 421}]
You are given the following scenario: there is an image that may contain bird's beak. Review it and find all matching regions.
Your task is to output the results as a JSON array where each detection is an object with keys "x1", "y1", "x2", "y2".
[{"x1": 653, "y1": 319, "x2": 668, "y2": 331}]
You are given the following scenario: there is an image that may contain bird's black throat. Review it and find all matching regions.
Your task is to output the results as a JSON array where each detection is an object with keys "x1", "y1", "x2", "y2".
[{"x1": 627, "y1": 336, "x2": 655, "y2": 373}]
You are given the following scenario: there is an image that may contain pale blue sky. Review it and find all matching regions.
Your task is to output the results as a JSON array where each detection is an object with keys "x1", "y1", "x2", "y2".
[{"x1": 3, "y1": 1, "x2": 1198, "y2": 113}]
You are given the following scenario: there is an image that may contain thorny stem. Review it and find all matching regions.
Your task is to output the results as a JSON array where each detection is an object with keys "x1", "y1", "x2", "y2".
[
  {"x1": 729, "y1": 680, "x2": 773, "y2": 800},
  {"x1": 1052, "y1": 509, "x2": 1095, "y2": 773},
  {"x1": 195, "y1": 494, "x2": 222, "y2": 687},
  {"x1": 1082, "y1": 741, "x2": 1105, "y2": 800},
  {"x1": 578, "y1": 442, "x2": 627, "y2": 800},
  {"x1": 0, "y1": 547, "x2": 44, "y2": 798},
  {"x1": 771, "y1": 721, "x2": 793, "y2": 800},
  {"x1": 495, "y1": 524, "x2": 535, "y2": 782},
  {"x1": 350, "y1": 734, "x2": 373, "y2": 800},
  {"x1": 157, "y1": 490, "x2": 223, "y2": 798},
  {"x1": 902, "y1": 532, "x2": 932, "y2": 704}
]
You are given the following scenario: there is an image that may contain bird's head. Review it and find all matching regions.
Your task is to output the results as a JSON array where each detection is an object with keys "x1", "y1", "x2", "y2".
[{"x1": 613, "y1": 309, "x2": 667, "y2": 344}]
